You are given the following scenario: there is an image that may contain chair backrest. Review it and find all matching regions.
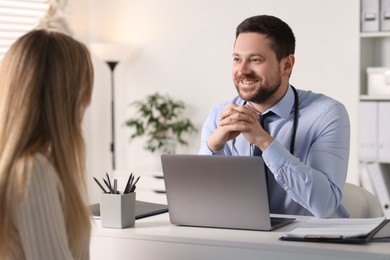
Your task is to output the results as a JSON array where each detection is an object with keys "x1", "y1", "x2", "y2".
[{"x1": 341, "y1": 183, "x2": 383, "y2": 218}]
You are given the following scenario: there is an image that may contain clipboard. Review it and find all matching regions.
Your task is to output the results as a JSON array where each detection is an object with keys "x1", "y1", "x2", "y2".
[{"x1": 280, "y1": 217, "x2": 390, "y2": 243}]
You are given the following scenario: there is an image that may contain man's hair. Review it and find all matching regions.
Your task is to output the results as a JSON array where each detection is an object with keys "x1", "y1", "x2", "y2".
[{"x1": 236, "y1": 15, "x2": 295, "y2": 61}]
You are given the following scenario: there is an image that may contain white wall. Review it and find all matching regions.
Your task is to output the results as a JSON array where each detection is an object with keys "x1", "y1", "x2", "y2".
[{"x1": 67, "y1": 0, "x2": 360, "y2": 203}]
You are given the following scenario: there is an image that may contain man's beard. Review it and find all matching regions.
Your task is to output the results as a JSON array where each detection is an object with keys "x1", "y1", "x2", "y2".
[{"x1": 234, "y1": 71, "x2": 282, "y2": 104}]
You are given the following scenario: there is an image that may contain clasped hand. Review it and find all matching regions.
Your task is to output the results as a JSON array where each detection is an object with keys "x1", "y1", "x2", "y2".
[{"x1": 207, "y1": 103, "x2": 273, "y2": 152}]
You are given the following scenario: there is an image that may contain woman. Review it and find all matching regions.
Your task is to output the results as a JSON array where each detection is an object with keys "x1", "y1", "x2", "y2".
[{"x1": 0, "y1": 29, "x2": 93, "y2": 259}]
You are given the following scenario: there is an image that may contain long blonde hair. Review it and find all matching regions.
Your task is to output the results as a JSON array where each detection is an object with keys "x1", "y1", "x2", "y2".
[{"x1": 0, "y1": 29, "x2": 93, "y2": 258}]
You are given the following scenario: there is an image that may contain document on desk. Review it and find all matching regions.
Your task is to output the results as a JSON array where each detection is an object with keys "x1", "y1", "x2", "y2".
[{"x1": 280, "y1": 217, "x2": 390, "y2": 243}]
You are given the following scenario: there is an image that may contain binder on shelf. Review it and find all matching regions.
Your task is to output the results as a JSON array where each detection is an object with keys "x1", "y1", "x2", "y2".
[
  {"x1": 359, "y1": 163, "x2": 376, "y2": 195},
  {"x1": 381, "y1": 0, "x2": 390, "y2": 31},
  {"x1": 366, "y1": 163, "x2": 390, "y2": 218},
  {"x1": 361, "y1": 0, "x2": 380, "y2": 32},
  {"x1": 378, "y1": 102, "x2": 390, "y2": 160},
  {"x1": 359, "y1": 101, "x2": 378, "y2": 160}
]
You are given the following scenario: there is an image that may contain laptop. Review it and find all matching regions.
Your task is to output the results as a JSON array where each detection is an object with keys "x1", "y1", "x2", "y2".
[{"x1": 161, "y1": 154, "x2": 295, "y2": 231}]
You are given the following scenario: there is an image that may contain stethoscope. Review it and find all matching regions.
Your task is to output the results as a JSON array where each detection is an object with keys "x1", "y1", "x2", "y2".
[{"x1": 233, "y1": 85, "x2": 299, "y2": 156}]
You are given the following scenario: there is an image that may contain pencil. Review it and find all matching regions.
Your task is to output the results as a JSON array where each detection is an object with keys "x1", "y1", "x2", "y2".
[{"x1": 93, "y1": 177, "x2": 108, "y2": 193}]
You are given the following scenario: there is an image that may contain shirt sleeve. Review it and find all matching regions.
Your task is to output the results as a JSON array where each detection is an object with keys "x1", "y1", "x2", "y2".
[
  {"x1": 17, "y1": 155, "x2": 75, "y2": 260},
  {"x1": 263, "y1": 103, "x2": 350, "y2": 218},
  {"x1": 199, "y1": 106, "x2": 221, "y2": 155},
  {"x1": 199, "y1": 104, "x2": 233, "y2": 155}
]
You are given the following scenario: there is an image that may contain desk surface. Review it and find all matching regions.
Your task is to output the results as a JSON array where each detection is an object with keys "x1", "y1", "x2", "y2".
[{"x1": 91, "y1": 213, "x2": 390, "y2": 260}]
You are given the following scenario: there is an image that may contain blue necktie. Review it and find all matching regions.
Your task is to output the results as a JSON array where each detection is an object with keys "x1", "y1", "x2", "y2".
[
  {"x1": 253, "y1": 111, "x2": 275, "y2": 211},
  {"x1": 253, "y1": 111, "x2": 275, "y2": 156}
]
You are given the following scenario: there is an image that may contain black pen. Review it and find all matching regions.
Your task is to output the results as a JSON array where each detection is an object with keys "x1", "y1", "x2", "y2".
[
  {"x1": 93, "y1": 177, "x2": 108, "y2": 193},
  {"x1": 106, "y1": 172, "x2": 112, "y2": 191},
  {"x1": 124, "y1": 173, "x2": 133, "y2": 194},
  {"x1": 129, "y1": 174, "x2": 134, "y2": 190},
  {"x1": 130, "y1": 176, "x2": 141, "y2": 192}
]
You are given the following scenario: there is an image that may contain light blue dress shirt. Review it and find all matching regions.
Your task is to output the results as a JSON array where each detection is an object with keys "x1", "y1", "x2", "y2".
[{"x1": 199, "y1": 86, "x2": 350, "y2": 218}]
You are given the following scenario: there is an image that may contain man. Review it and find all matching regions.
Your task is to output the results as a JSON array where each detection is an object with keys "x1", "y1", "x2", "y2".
[{"x1": 199, "y1": 15, "x2": 350, "y2": 218}]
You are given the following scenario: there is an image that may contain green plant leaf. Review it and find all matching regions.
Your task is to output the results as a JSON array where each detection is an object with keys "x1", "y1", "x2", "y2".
[{"x1": 126, "y1": 92, "x2": 198, "y2": 153}]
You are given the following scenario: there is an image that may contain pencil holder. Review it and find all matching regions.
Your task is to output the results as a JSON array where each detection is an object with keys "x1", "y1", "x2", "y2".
[{"x1": 100, "y1": 192, "x2": 136, "y2": 228}]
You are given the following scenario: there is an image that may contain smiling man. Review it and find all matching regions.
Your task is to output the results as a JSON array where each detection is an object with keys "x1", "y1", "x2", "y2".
[{"x1": 199, "y1": 15, "x2": 351, "y2": 218}]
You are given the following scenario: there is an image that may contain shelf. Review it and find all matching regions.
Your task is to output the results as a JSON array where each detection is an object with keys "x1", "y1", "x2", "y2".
[
  {"x1": 360, "y1": 95, "x2": 390, "y2": 101},
  {"x1": 360, "y1": 159, "x2": 390, "y2": 164},
  {"x1": 360, "y1": 31, "x2": 390, "y2": 38}
]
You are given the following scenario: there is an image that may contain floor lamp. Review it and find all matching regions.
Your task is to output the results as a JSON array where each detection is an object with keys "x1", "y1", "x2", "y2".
[
  {"x1": 90, "y1": 43, "x2": 127, "y2": 170},
  {"x1": 106, "y1": 61, "x2": 118, "y2": 170}
]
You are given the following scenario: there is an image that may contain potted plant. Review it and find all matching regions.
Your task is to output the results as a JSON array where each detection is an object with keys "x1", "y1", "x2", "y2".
[{"x1": 125, "y1": 92, "x2": 197, "y2": 154}]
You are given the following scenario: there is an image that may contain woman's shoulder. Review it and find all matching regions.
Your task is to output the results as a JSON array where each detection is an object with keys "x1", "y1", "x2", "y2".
[
  {"x1": 29, "y1": 153, "x2": 63, "y2": 194},
  {"x1": 32, "y1": 153, "x2": 56, "y2": 177}
]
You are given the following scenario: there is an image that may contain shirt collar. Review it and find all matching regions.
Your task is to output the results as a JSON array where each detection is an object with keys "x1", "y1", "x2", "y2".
[{"x1": 265, "y1": 84, "x2": 295, "y2": 120}]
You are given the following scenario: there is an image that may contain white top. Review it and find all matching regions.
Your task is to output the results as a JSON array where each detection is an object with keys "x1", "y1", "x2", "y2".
[{"x1": 13, "y1": 153, "x2": 89, "y2": 260}]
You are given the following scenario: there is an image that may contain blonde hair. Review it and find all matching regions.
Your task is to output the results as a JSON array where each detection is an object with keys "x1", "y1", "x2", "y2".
[{"x1": 0, "y1": 29, "x2": 93, "y2": 258}]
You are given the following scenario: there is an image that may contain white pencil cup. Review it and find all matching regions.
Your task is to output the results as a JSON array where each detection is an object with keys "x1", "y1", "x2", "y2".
[{"x1": 100, "y1": 192, "x2": 136, "y2": 228}]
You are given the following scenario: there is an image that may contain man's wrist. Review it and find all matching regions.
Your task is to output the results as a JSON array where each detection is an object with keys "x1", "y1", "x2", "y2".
[
  {"x1": 255, "y1": 135, "x2": 274, "y2": 153},
  {"x1": 206, "y1": 139, "x2": 224, "y2": 153}
]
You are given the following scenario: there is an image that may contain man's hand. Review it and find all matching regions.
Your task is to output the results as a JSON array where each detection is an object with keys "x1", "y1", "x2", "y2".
[
  {"x1": 206, "y1": 103, "x2": 254, "y2": 151},
  {"x1": 207, "y1": 103, "x2": 274, "y2": 152}
]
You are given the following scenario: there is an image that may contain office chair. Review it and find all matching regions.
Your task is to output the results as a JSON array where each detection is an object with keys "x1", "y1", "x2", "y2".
[{"x1": 341, "y1": 183, "x2": 384, "y2": 218}]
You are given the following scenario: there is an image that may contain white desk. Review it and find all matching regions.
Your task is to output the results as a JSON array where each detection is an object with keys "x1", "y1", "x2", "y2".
[{"x1": 90, "y1": 213, "x2": 390, "y2": 260}]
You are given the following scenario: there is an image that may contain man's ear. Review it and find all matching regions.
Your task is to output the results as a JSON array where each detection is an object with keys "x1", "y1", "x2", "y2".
[{"x1": 282, "y1": 54, "x2": 295, "y2": 77}]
